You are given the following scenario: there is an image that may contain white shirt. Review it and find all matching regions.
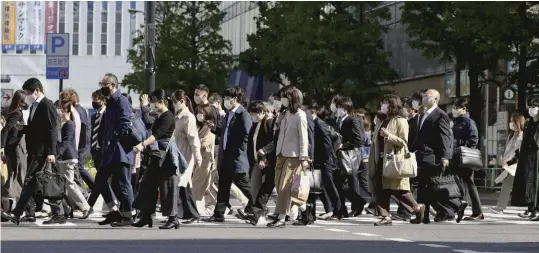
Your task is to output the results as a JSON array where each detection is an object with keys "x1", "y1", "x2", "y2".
[
  {"x1": 29, "y1": 95, "x2": 45, "y2": 121},
  {"x1": 420, "y1": 104, "x2": 437, "y2": 129},
  {"x1": 339, "y1": 114, "x2": 349, "y2": 129},
  {"x1": 223, "y1": 103, "x2": 241, "y2": 150}
]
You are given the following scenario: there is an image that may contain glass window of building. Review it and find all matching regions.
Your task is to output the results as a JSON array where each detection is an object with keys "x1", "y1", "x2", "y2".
[
  {"x1": 59, "y1": 1, "x2": 66, "y2": 33},
  {"x1": 73, "y1": 2, "x2": 80, "y2": 55},
  {"x1": 101, "y1": 1, "x2": 108, "y2": 55},
  {"x1": 115, "y1": 1, "x2": 122, "y2": 55},
  {"x1": 129, "y1": 1, "x2": 136, "y2": 48},
  {"x1": 87, "y1": 1, "x2": 94, "y2": 55}
]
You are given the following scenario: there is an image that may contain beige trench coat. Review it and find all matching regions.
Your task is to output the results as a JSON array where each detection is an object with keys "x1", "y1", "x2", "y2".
[
  {"x1": 368, "y1": 116, "x2": 410, "y2": 192},
  {"x1": 174, "y1": 109, "x2": 203, "y2": 187}
]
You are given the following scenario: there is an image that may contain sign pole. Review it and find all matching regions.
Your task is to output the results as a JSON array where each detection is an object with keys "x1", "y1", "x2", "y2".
[{"x1": 59, "y1": 78, "x2": 63, "y2": 93}]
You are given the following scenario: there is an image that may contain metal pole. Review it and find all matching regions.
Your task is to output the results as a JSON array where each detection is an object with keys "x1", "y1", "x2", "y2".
[
  {"x1": 145, "y1": 1, "x2": 156, "y2": 94},
  {"x1": 484, "y1": 83, "x2": 489, "y2": 178},
  {"x1": 59, "y1": 79, "x2": 63, "y2": 93}
]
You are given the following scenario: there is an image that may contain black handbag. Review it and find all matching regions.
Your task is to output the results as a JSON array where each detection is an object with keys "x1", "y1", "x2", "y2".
[
  {"x1": 337, "y1": 148, "x2": 360, "y2": 175},
  {"x1": 429, "y1": 170, "x2": 462, "y2": 200},
  {"x1": 456, "y1": 146, "x2": 483, "y2": 171},
  {"x1": 35, "y1": 163, "x2": 66, "y2": 200},
  {"x1": 308, "y1": 166, "x2": 323, "y2": 193}
]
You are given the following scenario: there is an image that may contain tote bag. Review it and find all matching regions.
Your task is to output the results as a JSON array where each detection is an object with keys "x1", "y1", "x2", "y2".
[{"x1": 382, "y1": 144, "x2": 417, "y2": 179}]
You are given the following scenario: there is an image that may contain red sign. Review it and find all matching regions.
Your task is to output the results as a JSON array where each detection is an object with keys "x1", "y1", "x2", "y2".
[
  {"x1": 44, "y1": 1, "x2": 57, "y2": 40},
  {"x1": 59, "y1": 69, "x2": 68, "y2": 78},
  {"x1": 2, "y1": 93, "x2": 10, "y2": 101}
]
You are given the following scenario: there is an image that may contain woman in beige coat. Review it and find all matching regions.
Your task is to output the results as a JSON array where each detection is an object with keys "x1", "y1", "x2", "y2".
[
  {"x1": 172, "y1": 90, "x2": 203, "y2": 224},
  {"x1": 368, "y1": 94, "x2": 425, "y2": 226},
  {"x1": 192, "y1": 104, "x2": 216, "y2": 215}
]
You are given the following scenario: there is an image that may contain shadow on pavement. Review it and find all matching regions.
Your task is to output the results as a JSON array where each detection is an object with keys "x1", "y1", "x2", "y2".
[{"x1": 1, "y1": 239, "x2": 537, "y2": 253}]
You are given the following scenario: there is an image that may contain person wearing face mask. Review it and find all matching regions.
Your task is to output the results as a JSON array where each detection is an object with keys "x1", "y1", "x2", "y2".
[
  {"x1": 489, "y1": 113, "x2": 524, "y2": 214},
  {"x1": 0, "y1": 90, "x2": 29, "y2": 218},
  {"x1": 169, "y1": 89, "x2": 203, "y2": 225},
  {"x1": 369, "y1": 94, "x2": 425, "y2": 226},
  {"x1": 451, "y1": 98, "x2": 483, "y2": 221},
  {"x1": 512, "y1": 96, "x2": 539, "y2": 220},
  {"x1": 132, "y1": 89, "x2": 182, "y2": 229},
  {"x1": 410, "y1": 89, "x2": 458, "y2": 224},
  {"x1": 191, "y1": 104, "x2": 216, "y2": 215},
  {"x1": 83, "y1": 73, "x2": 135, "y2": 227},
  {"x1": 326, "y1": 94, "x2": 341, "y2": 128},
  {"x1": 3, "y1": 78, "x2": 60, "y2": 226},
  {"x1": 333, "y1": 96, "x2": 367, "y2": 219},
  {"x1": 204, "y1": 87, "x2": 254, "y2": 223}
]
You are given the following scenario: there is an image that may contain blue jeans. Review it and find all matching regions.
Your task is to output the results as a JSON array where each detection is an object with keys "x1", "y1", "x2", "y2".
[{"x1": 90, "y1": 163, "x2": 134, "y2": 215}]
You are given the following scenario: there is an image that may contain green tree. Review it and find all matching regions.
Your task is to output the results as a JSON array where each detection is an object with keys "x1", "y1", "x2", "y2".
[
  {"x1": 123, "y1": 1, "x2": 232, "y2": 94},
  {"x1": 239, "y1": 2, "x2": 396, "y2": 106},
  {"x1": 401, "y1": 2, "x2": 515, "y2": 124}
]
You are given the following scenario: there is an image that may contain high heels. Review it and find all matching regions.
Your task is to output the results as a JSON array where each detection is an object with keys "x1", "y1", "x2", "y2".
[
  {"x1": 131, "y1": 215, "x2": 153, "y2": 228},
  {"x1": 159, "y1": 217, "x2": 180, "y2": 229}
]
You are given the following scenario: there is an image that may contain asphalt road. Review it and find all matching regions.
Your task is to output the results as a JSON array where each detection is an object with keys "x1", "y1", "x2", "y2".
[{"x1": 2, "y1": 199, "x2": 539, "y2": 253}]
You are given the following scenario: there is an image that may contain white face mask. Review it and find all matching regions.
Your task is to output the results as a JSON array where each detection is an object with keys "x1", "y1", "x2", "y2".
[
  {"x1": 451, "y1": 108, "x2": 462, "y2": 118},
  {"x1": 281, "y1": 98, "x2": 289, "y2": 108},
  {"x1": 251, "y1": 114, "x2": 262, "y2": 123},
  {"x1": 194, "y1": 95, "x2": 203, "y2": 105},
  {"x1": 330, "y1": 103, "x2": 337, "y2": 113},
  {"x1": 26, "y1": 92, "x2": 37, "y2": 104},
  {"x1": 273, "y1": 100, "x2": 282, "y2": 111},
  {"x1": 509, "y1": 122, "x2": 517, "y2": 131},
  {"x1": 149, "y1": 104, "x2": 157, "y2": 112},
  {"x1": 412, "y1": 100, "x2": 420, "y2": 111},
  {"x1": 529, "y1": 107, "x2": 539, "y2": 117},
  {"x1": 335, "y1": 108, "x2": 345, "y2": 117},
  {"x1": 196, "y1": 113, "x2": 204, "y2": 122},
  {"x1": 380, "y1": 103, "x2": 389, "y2": 114},
  {"x1": 223, "y1": 98, "x2": 233, "y2": 110},
  {"x1": 174, "y1": 102, "x2": 184, "y2": 112}
]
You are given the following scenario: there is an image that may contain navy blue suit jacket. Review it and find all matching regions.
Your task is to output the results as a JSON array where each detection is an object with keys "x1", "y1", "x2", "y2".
[
  {"x1": 58, "y1": 120, "x2": 78, "y2": 160},
  {"x1": 312, "y1": 116, "x2": 334, "y2": 168},
  {"x1": 217, "y1": 105, "x2": 252, "y2": 174},
  {"x1": 75, "y1": 104, "x2": 91, "y2": 156},
  {"x1": 98, "y1": 90, "x2": 133, "y2": 168}
]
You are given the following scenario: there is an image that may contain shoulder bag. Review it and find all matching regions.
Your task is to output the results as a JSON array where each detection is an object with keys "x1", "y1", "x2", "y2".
[
  {"x1": 382, "y1": 144, "x2": 417, "y2": 179},
  {"x1": 455, "y1": 146, "x2": 483, "y2": 171},
  {"x1": 337, "y1": 148, "x2": 360, "y2": 175},
  {"x1": 35, "y1": 162, "x2": 66, "y2": 200}
]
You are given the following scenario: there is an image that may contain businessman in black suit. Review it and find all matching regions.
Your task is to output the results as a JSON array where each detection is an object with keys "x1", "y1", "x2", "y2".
[
  {"x1": 4, "y1": 78, "x2": 58, "y2": 225},
  {"x1": 410, "y1": 89, "x2": 463, "y2": 224}
]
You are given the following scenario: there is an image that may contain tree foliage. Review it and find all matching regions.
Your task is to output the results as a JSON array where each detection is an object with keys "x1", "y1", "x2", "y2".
[
  {"x1": 123, "y1": 1, "x2": 232, "y2": 94},
  {"x1": 239, "y1": 2, "x2": 396, "y2": 106}
]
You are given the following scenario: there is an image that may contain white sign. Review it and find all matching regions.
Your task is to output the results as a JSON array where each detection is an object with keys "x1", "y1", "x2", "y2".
[
  {"x1": 46, "y1": 33, "x2": 70, "y2": 79},
  {"x1": 1, "y1": 89, "x2": 13, "y2": 107},
  {"x1": 504, "y1": 89, "x2": 515, "y2": 100}
]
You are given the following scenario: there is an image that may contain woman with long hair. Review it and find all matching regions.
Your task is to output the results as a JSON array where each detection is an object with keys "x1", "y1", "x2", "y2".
[
  {"x1": 0, "y1": 90, "x2": 28, "y2": 216},
  {"x1": 368, "y1": 94, "x2": 425, "y2": 226},
  {"x1": 191, "y1": 103, "x2": 215, "y2": 215},
  {"x1": 131, "y1": 89, "x2": 178, "y2": 229},
  {"x1": 490, "y1": 113, "x2": 524, "y2": 213},
  {"x1": 171, "y1": 89, "x2": 202, "y2": 224}
]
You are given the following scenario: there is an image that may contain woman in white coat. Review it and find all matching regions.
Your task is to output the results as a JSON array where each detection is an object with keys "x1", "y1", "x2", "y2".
[
  {"x1": 490, "y1": 113, "x2": 524, "y2": 213},
  {"x1": 172, "y1": 89, "x2": 203, "y2": 224}
]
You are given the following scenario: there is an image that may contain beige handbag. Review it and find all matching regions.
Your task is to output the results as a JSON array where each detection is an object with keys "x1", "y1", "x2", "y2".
[{"x1": 382, "y1": 144, "x2": 417, "y2": 179}]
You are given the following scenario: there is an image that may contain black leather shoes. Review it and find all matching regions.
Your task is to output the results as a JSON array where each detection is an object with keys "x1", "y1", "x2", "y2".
[
  {"x1": 2, "y1": 212, "x2": 20, "y2": 225},
  {"x1": 235, "y1": 210, "x2": 251, "y2": 220},
  {"x1": 267, "y1": 219, "x2": 285, "y2": 228},
  {"x1": 43, "y1": 215, "x2": 67, "y2": 225},
  {"x1": 203, "y1": 215, "x2": 225, "y2": 222},
  {"x1": 131, "y1": 215, "x2": 153, "y2": 228},
  {"x1": 98, "y1": 211, "x2": 122, "y2": 225},
  {"x1": 456, "y1": 201, "x2": 468, "y2": 223},
  {"x1": 111, "y1": 217, "x2": 134, "y2": 227},
  {"x1": 20, "y1": 215, "x2": 37, "y2": 222},
  {"x1": 160, "y1": 217, "x2": 180, "y2": 229}
]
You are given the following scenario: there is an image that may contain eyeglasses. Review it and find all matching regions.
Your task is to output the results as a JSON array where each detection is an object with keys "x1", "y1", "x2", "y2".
[{"x1": 99, "y1": 82, "x2": 113, "y2": 87}]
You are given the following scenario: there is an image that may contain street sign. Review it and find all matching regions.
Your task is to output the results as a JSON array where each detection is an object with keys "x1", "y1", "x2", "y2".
[
  {"x1": 46, "y1": 33, "x2": 70, "y2": 80},
  {"x1": 1, "y1": 89, "x2": 13, "y2": 107},
  {"x1": 502, "y1": 85, "x2": 517, "y2": 104}
]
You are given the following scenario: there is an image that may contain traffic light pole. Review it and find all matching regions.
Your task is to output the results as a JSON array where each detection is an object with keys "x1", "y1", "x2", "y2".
[{"x1": 144, "y1": 1, "x2": 156, "y2": 94}]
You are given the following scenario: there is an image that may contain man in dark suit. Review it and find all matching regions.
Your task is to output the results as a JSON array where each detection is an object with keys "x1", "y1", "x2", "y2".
[
  {"x1": 410, "y1": 89, "x2": 463, "y2": 224},
  {"x1": 205, "y1": 87, "x2": 254, "y2": 222},
  {"x1": 334, "y1": 95, "x2": 366, "y2": 218},
  {"x1": 3, "y1": 78, "x2": 58, "y2": 225},
  {"x1": 89, "y1": 73, "x2": 135, "y2": 227}
]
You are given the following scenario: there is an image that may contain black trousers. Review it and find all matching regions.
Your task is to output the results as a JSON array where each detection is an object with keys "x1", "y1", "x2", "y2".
[
  {"x1": 320, "y1": 164, "x2": 341, "y2": 214},
  {"x1": 13, "y1": 154, "x2": 47, "y2": 217},
  {"x1": 177, "y1": 184, "x2": 199, "y2": 219},
  {"x1": 251, "y1": 167, "x2": 275, "y2": 219},
  {"x1": 214, "y1": 170, "x2": 253, "y2": 218},
  {"x1": 417, "y1": 162, "x2": 461, "y2": 219}
]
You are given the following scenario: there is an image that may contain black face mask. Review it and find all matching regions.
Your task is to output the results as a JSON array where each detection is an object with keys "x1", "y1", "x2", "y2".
[
  {"x1": 101, "y1": 87, "x2": 111, "y2": 96},
  {"x1": 21, "y1": 103, "x2": 29, "y2": 110}
]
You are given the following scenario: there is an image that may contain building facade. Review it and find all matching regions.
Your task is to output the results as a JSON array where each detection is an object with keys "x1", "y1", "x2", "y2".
[{"x1": 1, "y1": 1, "x2": 144, "y2": 109}]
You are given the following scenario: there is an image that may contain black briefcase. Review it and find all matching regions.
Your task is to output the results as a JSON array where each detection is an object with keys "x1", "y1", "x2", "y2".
[
  {"x1": 456, "y1": 146, "x2": 483, "y2": 171},
  {"x1": 35, "y1": 163, "x2": 66, "y2": 200}
]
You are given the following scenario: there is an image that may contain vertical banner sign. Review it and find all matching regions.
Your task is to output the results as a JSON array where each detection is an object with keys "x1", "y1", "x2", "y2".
[
  {"x1": 29, "y1": 1, "x2": 44, "y2": 50},
  {"x1": 44, "y1": 1, "x2": 57, "y2": 40},
  {"x1": 15, "y1": 1, "x2": 28, "y2": 51},
  {"x1": 1, "y1": 1, "x2": 15, "y2": 51}
]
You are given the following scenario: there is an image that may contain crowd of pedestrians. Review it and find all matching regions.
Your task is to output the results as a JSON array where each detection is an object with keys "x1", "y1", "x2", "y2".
[{"x1": 1, "y1": 74, "x2": 539, "y2": 228}]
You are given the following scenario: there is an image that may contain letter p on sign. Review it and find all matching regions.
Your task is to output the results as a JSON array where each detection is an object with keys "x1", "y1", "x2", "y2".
[{"x1": 52, "y1": 36, "x2": 64, "y2": 54}]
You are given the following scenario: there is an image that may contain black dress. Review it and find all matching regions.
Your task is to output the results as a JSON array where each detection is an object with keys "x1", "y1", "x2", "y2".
[{"x1": 512, "y1": 119, "x2": 539, "y2": 208}]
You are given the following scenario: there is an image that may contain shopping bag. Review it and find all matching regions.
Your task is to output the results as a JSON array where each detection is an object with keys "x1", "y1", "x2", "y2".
[{"x1": 291, "y1": 170, "x2": 310, "y2": 203}]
